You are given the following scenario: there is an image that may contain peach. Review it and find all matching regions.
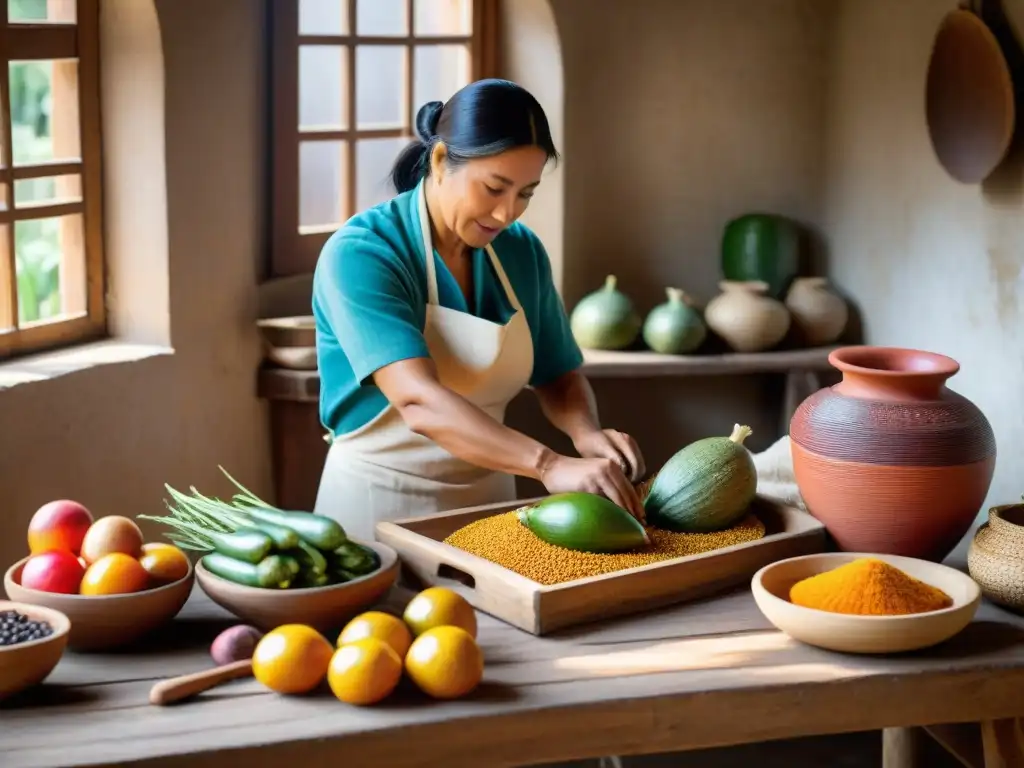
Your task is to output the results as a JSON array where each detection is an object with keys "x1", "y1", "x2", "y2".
[{"x1": 27, "y1": 500, "x2": 94, "y2": 556}]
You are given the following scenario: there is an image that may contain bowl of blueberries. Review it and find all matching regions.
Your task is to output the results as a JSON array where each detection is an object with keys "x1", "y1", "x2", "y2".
[{"x1": 0, "y1": 600, "x2": 70, "y2": 701}]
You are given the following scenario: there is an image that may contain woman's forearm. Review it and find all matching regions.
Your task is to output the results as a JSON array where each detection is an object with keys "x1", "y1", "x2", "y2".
[
  {"x1": 532, "y1": 370, "x2": 602, "y2": 442},
  {"x1": 399, "y1": 382, "x2": 558, "y2": 480}
]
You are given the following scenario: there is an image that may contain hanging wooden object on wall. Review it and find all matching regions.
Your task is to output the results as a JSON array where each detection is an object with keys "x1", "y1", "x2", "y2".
[{"x1": 926, "y1": 1, "x2": 1016, "y2": 184}]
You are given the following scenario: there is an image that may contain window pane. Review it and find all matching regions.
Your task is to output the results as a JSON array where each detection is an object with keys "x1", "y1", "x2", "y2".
[
  {"x1": 356, "y1": 137, "x2": 406, "y2": 212},
  {"x1": 414, "y1": 45, "x2": 471, "y2": 110},
  {"x1": 414, "y1": 0, "x2": 471, "y2": 36},
  {"x1": 299, "y1": 0, "x2": 346, "y2": 35},
  {"x1": 356, "y1": 0, "x2": 407, "y2": 36},
  {"x1": 8, "y1": 0, "x2": 76, "y2": 24},
  {"x1": 14, "y1": 174, "x2": 82, "y2": 208},
  {"x1": 299, "y1": 140, "x2": 348, "y2": 231},
  {"x1": 15, "y1": 213, "x2": 86, "y2": 326},
  {"x1": 299, "y1": 46, "x2": 347, "y2": 131},
  {"x1": 0, "y1": 183, "x2": 7, "y2": 211},
  {"x1": 356, "y1": 46, "x2": 405, "y2": 129},
  {"x1": 10, "y1": 60, "x2": 81, "y2": 166}
]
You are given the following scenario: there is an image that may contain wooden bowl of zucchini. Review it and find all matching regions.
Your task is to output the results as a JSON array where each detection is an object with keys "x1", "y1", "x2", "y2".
[{"x1": 142, "y1": 469, "x2": 400, "y2": 635}]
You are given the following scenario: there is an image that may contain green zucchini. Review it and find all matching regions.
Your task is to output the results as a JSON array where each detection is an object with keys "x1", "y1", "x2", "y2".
[
  {"x1": 246, "y1": 520, "x2": 300, "y2": 549},
  {"x1": 202, "y1": 552, "x2": 295, "y2": 588},
  {"x1": 242, "y1": 507, "x2": 346, "y2": 551},
  {"x1": 206, "y1": 527, "x2": 274, "y2": 564},
  {"x1": 643, "y1": 424, "x2": 758, "y2": 533},
  {"x1": 286, "y1": 540, "x2": 328, "y2": 575},
  {"x1": 295, "y1": 571, "x2": 331, "y2": 589},
  {"x1": 517, "y1": 493, "x2": 650, "y2": 553},
  {"x1": 331, "y1": 541, "x2": 378, "y2": 575}
]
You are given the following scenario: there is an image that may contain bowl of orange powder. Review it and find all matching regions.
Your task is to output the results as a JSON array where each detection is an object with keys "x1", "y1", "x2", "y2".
[{"x1": 750, "y1": 552, "x2": 981, "y2": 654}]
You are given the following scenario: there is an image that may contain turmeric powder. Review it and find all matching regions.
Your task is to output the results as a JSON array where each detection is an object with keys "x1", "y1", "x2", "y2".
[{"x1": 789, "y1": 558, "x2": 953, "y2": 616}]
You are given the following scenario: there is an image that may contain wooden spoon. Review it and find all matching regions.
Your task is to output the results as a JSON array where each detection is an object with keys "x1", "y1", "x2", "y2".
[{"x1": 149, "y1": 659, "x2": 254, "y2": 706}]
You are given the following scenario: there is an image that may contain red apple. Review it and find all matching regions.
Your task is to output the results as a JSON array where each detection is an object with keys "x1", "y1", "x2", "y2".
[
  {"x1": 27, "y1": 499, "x2": 94, "y2": 556},
  {"x1": 20, "y1": 550, "x2": 87, "y2": 594}
]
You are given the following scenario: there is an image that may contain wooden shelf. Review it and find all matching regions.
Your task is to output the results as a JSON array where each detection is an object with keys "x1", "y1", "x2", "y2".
[
  {"x1": 579, "y1": 346, "x2": 839, "y2": 378},
  {"x1": 257, "y1": 346, "x2": 840, "y2": 403}
]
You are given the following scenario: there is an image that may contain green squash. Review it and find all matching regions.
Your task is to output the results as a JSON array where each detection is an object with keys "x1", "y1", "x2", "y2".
[
  {"x1": 644, "y1": 424, "x2": 758, "y2": 533},
  {"x1": 720, "y1": 213, "x2": 800, "y2": 299},
  {"x1": 569, "y1": 275, "x2": 642, "y2": 350},
  {"x1": 642, "y1": 287, "x2": 707, "y2": 354},
  {"x1": 517, "y1": 492, "x2": 650, "y2": 553}
]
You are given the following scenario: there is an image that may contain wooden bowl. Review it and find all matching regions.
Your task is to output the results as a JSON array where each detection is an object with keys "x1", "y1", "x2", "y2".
[
  {"x1": 751, "y1": 552, "x2": 981, "y2": 654},
  {"x1": 0, "y1": 601, "x2": 70, "y2": 701},
  {"x1": 194, "y1": 539, "x2": 399, "y2": 634},
  {"x1": 256, "y1": 316, "x2": 317, "y2": 370},
  {"x1": 4, "y1": 557, "x2": 195, "y2": 651}
]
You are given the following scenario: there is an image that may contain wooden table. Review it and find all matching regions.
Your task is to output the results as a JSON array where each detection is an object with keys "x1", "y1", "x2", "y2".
[{"x1": 3, "y1": 570, "x2": 1024, "y2": 768}]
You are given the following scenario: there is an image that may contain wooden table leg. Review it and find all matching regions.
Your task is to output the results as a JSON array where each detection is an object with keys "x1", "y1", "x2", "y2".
[
  {"x1": 981, "y1": 719, "x2": 1024, "y2": 767},
  {"x1": 883, "y1": 727, "x2": 934, "y2": 768}
]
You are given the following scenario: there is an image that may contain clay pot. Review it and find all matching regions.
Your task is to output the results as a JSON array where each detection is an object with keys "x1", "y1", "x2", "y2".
[
  {"x1": 784, "y1": 277, "x2": 849, "y2": 346},
  {"x1": 967, "y1": 505, "x2": 1024, "y2": 613},
  {"x1": 789, "y1": 346, "x2": 996, "y2": 562},
  {"x1": 704, "y1": 280, "x2": 790, "y2": 353}
]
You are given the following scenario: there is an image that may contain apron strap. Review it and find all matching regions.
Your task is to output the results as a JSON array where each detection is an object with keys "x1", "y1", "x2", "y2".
[
  {"x1": 417, "y1": 181, "x2": 440, "y2": 306},
  {"x1": 485, "y1": 243, "x2": 523, "y2": 312}
]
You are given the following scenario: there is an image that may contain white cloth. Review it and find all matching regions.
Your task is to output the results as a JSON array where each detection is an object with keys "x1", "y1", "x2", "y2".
[{"x1": 313, "y1": 182, "x2": 535, "y2": 541}]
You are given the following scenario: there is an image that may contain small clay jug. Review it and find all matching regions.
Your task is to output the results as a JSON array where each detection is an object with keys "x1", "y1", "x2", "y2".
[
  {"x1": 704, "y1": 280, "x2": 790, "y2": 353},
  {"x1": 967, "y1": 504, "x2": 1024, "y2": 613},
  {"x1": 784, "y1": 277, "x2": 849, "y2": 346}
]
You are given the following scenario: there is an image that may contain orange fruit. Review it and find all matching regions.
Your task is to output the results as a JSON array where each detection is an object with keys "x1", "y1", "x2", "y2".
[
  {"x1": 337, "y1": 611, "x2": 412, "y2": 659},
  {"x1": 327, "y1": 637, "x2": 403, "y2": 705},
  {"x1": 404, "y1": 625, "x2": 483, "y2": 700},
  {"x1": 251, "y1": 624, "x2": 333, "y2": 695},
  {"x1": 402, "y1": 586, "x2": 478, "y2": 638},
  {"x1": 80, "y1": 552, "x2": 150, "y2": 595},
  {"x1": 139, "y1": 542, "x2": 190, "y2": 583}
]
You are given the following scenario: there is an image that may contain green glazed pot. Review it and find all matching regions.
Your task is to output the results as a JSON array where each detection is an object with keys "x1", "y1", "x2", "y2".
[{"x1": 720, "y1": 213, "x2": 800, "y2": 299}]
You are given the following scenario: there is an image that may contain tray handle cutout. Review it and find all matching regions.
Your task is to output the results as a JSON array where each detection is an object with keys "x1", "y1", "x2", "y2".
[{"x1": 436, "y1": 563, "x2": 476, "y2": 590}]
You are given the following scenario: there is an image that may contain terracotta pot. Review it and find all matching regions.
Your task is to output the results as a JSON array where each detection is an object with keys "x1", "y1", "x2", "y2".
[
  {"x1": 784, "y1": 277, "x2": 849, "y2": 346},
  {"x1": 967, "y1": 504, "x2": 1024, "y2": 613},
  {"x1": 789, "y1": 346, "x2": 996, "y2": 562},
  {"x1": 704, "y1": 280, "x2": 790, "y2": 353}
]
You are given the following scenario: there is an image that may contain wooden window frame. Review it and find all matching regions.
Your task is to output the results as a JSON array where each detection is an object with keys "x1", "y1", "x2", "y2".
[
  {"x1": 269, "y1": 0, "x2": 500, "y2": 278},
  {"x1": 0, "y1": 0, "x2": 106, "y2": 360}
]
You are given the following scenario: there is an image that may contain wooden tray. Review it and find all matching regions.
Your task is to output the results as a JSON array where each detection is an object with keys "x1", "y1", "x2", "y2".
[{"x1": 376, "y1": 495, "x2": 827, "y2": 635}]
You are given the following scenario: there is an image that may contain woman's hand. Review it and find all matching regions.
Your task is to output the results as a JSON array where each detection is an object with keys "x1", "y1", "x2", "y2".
[
  {"x1": 538, "y1": 454, "x2": 645, "y2": 522},
  {"x1": 573, "y1": 428, "x2": 646, "y2": 483}
]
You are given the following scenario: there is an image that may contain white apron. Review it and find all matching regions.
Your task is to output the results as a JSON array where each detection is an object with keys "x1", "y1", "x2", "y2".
[{"x1": 312, "y1": 182, "x2": 535, "y2": 541}]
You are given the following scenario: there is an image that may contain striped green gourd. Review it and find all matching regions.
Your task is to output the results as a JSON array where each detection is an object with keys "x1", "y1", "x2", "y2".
[{"x1": 644, "y1": 424, "x2": 758, "y2": 533}]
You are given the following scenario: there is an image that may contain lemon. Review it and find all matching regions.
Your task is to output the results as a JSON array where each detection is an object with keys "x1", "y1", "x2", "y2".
[
  {"x1": 251, "y1": 624, "x2": 333, "y2": 695},
  {"x1": 337, "y1": 610, "x2": 413, "y2": 659},
  {"x1": 404, "y1": 625, "x2": 483, "y2": 700},
  {"x1": 327, "y1": 638, "x2": 403, "y2": 705},
  {"x1": 402, "y1": 586, "x2": 478, "y2": 638}
]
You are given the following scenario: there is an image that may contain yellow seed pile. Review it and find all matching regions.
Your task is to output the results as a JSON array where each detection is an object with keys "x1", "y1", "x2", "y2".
[{"x1": 443, "y1": 510, "x2": 766, "y2": 585}]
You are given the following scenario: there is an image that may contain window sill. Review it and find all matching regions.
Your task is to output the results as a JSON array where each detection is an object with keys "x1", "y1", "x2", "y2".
[{"x1": 0, "y1": 339, "x2": 175, "y2": 391}]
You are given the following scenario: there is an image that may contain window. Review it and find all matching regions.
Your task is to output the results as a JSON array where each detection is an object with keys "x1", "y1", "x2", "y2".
[
  {"x1": 270, "y1": 0, "x2": 500, "y2": 277},
  {"x1": 0, "y1": 0, "x2": 105, "y2": 359}
]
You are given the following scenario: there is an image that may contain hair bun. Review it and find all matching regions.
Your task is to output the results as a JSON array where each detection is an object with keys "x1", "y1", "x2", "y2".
[{"x1": 414, "y1": 101, "x2": 444, "y2": 142}]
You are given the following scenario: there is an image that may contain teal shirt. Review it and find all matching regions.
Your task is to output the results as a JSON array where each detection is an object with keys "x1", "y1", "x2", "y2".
[{"x1": 312, "y1": 185, "x2": 584, "y2": 437}]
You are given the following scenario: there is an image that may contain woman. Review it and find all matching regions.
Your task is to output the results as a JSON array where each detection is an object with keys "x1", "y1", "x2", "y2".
[{"x1": 311, "y1": 78, "x2": 646, "y2": 542}]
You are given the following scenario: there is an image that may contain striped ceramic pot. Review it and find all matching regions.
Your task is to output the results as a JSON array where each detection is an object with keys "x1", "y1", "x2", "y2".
[{"x1": 789, "y1": 346, "x2": 996, "y2": 562}]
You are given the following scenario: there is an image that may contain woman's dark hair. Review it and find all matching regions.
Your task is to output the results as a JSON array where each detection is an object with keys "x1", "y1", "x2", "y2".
[{"x1": 390, "y1": 78, "x2": 559, "y2": 194}]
